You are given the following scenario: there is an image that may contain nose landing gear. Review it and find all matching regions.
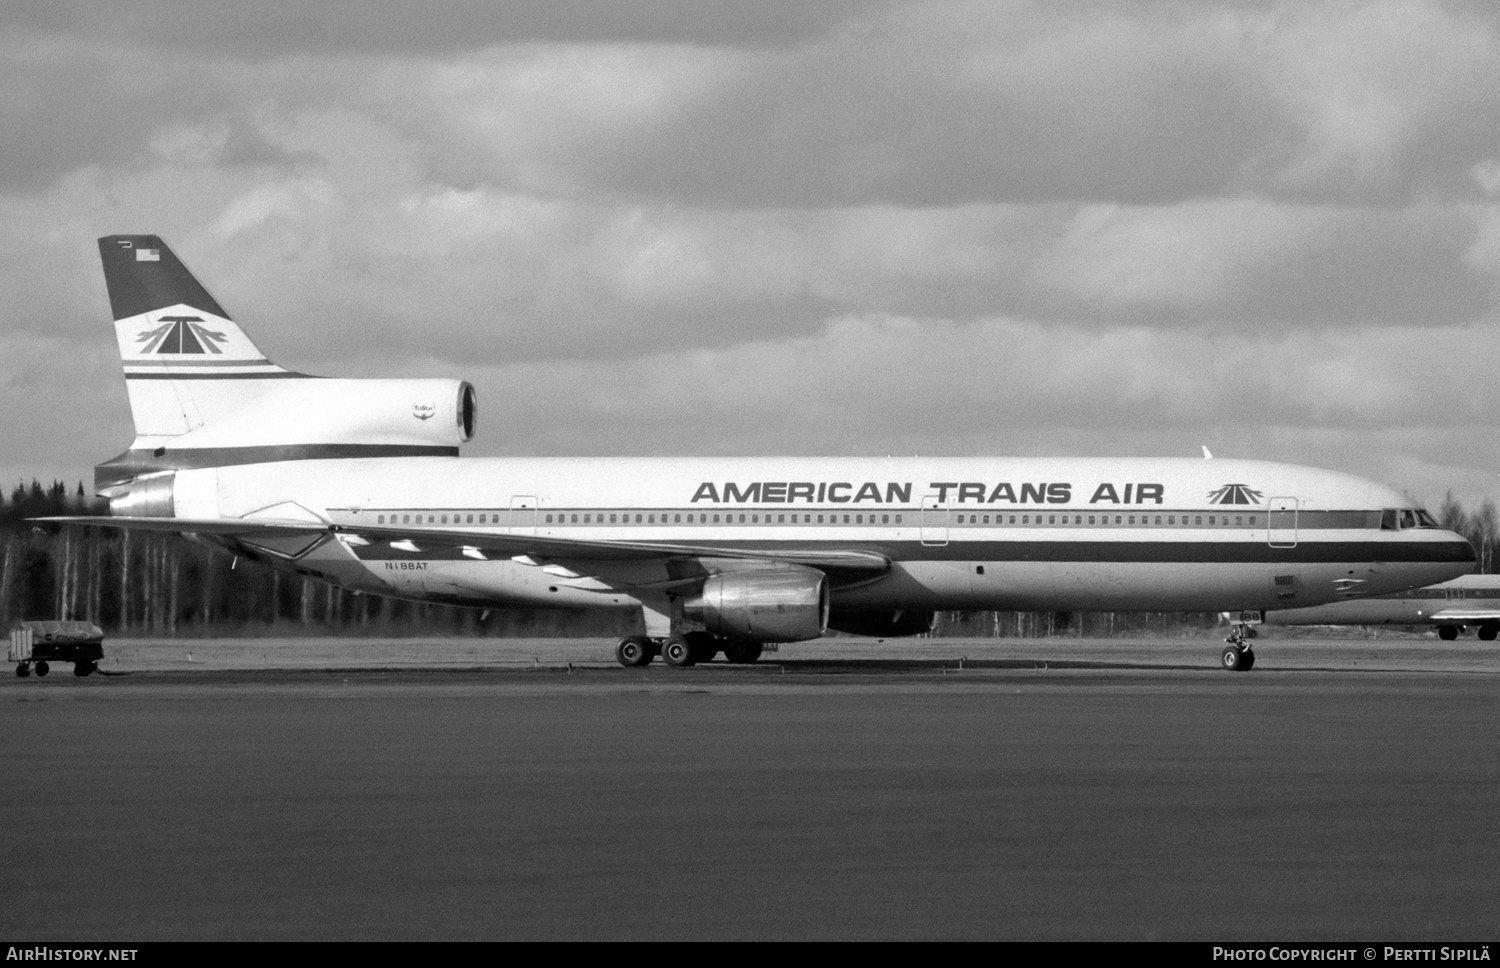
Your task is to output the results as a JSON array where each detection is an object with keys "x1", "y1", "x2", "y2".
[{"x1": 1222, "y1": 624, "x2": 1257, "y2": 672}]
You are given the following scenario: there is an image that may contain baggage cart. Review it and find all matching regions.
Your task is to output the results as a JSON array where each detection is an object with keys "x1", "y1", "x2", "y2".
[{"x1": 9, "y1": 621, "x2": 106, "y2": 678}]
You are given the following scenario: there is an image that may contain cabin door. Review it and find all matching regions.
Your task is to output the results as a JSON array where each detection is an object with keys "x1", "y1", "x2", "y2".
[
  {"x1": 1268, "y1": 497, "x2": 1298, "y2": 548},
  {"x1": 509, "y1": 495, "x2": 538, "y2": 535},
  {"x1": 921, "y1": 494, "x2": 949, "y2": 547}
]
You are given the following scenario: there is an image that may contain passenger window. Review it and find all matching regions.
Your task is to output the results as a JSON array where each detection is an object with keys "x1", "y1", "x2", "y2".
[
  {"x1": 1009, "y1": 515, "x2": 1016, "y2": 524},
  {"x1": 378, "y1": 515, "x2": 386, "y2": 524},
  {"x1": 1194, "y1": 516, "x2": 1202, "y2": 525},
  {"x1": 545, "y1": 514, "x2": 553, "y2": 524},
  {"x1": 881, "y1": 515, "x2": 888, "y2": 524},
  {"x1": 674, "y1": 514, "x2": 681, "y2": 523},
  {"x1": 1088, "y1": 516, "x2": 1096, "y2": 525},
  {"x1": 895, "y1": 514, "x2": 903, "y2": 524}
]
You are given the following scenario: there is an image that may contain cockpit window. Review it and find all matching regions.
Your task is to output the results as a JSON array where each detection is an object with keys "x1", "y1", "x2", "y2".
[{"x1": 1382, "y1": 508, "x2": 1441, "y2": 530}]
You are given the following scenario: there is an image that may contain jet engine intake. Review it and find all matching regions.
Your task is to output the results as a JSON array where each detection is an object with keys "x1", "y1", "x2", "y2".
[{"x1": 685, "y1": 567, "x2": 829, "y2": 642}]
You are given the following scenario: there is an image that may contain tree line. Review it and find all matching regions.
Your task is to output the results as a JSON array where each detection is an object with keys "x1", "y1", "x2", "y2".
[{"x1": 0, "y1": 480, "x2": 1492, "y2": 638}]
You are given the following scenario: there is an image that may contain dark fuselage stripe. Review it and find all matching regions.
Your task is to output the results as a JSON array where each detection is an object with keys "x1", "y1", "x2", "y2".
[
  {"x1": 95, "y1": 445, "x2": 461, "y2": 489},
  {"x1": 353, "y1": 538, "x2": 1474, "y2": 565}
]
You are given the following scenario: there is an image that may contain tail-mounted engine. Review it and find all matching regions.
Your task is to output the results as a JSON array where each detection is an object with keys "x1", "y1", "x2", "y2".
[{"x1": 169, "y1": 378, "x2": 478, "y2": 450}]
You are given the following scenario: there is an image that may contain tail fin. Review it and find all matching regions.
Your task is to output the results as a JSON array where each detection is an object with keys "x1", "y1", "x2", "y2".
[
  {"x1": 95, "y1": 235, "x2": 468, "y2": 493},
  {"x1": 101, "y1": 235, "x2": 298, "y2": 438},
  {"x1": 97, "y1": 235, "x2": 303, "y2": 489}
]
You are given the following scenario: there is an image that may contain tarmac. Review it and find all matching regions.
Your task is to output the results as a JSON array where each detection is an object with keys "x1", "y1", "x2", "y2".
[{"x1": 4, "y1": 634, "x2": 1499, "y2": 940}]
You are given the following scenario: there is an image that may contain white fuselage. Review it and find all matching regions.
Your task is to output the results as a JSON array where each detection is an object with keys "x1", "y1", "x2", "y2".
[{"x1": 166, "y1": 454, "x2": 1475, "y2": 616}]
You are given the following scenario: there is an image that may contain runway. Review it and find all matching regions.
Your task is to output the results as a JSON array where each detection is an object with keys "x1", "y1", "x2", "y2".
[{"x1": 4, "y1": 636, "x2": 1500, "y2": 940}]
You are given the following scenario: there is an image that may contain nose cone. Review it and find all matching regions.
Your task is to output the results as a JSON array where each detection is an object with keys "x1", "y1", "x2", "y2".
[
  {"x1": 1439, "y1": 530, "x2": 1478, "y2": 566},
  {"x1": 1420, "y1": 529, "x2": 1478, "y2": 583}
]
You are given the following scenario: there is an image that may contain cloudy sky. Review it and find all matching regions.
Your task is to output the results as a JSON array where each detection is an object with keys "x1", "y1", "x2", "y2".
[{"x1": 2, "y1": 0, "x2": 1499, "y2": 510}]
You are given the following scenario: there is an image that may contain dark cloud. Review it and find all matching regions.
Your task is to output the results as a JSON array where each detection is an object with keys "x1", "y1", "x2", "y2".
[
  {"x1": 0, "y1": 48, "x2": 313, "y2": 193},
  {"x1": 4, "y1": 1, "x2": 893, "y2": 55}
]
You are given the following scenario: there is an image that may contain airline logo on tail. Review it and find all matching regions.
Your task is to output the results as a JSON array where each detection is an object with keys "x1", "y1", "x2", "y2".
[{"x1": 135, "y1": 317, "x2": 230, "y2": 354}]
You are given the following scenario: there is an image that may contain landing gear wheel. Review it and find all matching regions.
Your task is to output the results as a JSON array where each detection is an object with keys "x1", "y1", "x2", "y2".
[
  {"x1": 661, "y1": 636, "x2": 695, "y2": 668},
  {"x1": 15, "y1": 662, "x2": 30, "y2": 678},
  {"x1": 1240, "y1": 649, "x2": 1255, "y2": 671},
  {"x1": 615, "y1": 636, "x2": 654, "y2": 668},
  {"x1": 684, "y1": 631, "x2": 719, "y2": 664},
  {"x1": 73, "y1": 661, "x2": 96, "y2": 678},
  {"x1": 1221, "y1": 645, "x2": 1248, "y2": 672},
  {"x1": 1438, "y1": 625, "x2": 1460, "y2": 641},
  {"x1": 34, "y1": 661, "x2": 49, "y2": 678},
  {"x1": 1479, "y1": 624, "x2": 1498, "y2": 642},
  {"x1": 723, "y1": 641, "x2": 764, "y2": 664}
]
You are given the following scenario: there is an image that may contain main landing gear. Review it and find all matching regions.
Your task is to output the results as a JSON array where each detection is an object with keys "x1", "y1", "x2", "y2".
[
  {"x1": 1435, "y1": 623, "x2": 1497, "y2": 641},
  {"x1": 615, "y1": 632, "x2": 765, "y2": 668},
  {"x1": 1222, "y1": 624, "x2": 1257, "y2": 672}
]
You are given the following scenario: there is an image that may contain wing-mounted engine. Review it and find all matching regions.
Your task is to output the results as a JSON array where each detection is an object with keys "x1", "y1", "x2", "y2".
[{"x1": 684, "y1": 565, "x2": 830, "y2": 643}]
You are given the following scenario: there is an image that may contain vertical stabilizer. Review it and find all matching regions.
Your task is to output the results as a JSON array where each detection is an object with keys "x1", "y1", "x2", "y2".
[{"x1": 99, "y1": 235, "x2": 299, "y2": 441}]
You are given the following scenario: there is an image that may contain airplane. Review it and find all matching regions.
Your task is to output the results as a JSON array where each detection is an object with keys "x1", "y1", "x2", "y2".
[
  {"x1": 40, "y1": 235, "x2": 1476, "y2": 673},
  {"x1": 1245, "y1": 573, "x2": 1500, "y2": 641}
]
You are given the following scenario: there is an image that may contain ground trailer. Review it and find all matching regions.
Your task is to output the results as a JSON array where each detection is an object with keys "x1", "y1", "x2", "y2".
[{"x1": 9, "y1": 621, "x2": 105, "y2": 678}]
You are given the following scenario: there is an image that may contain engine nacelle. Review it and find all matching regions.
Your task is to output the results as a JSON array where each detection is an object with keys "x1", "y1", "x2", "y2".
[
  {"x1": 685, "y1": 567, "x2": 829, "y2": 643},
  {"x1": 827, "y1": 609, "x2": 936, "y2": 638},
  {"x1": 107, "y1": 471, "x2": 175, "y2": 517},
  {"x1": 165, "y1": 378, "x2": 478, "y2": 450}
]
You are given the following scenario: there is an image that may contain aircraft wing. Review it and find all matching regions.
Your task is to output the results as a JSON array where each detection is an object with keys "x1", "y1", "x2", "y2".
[{"x1": 36, "y1": 515, "x2": 891, "y2": 577}]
